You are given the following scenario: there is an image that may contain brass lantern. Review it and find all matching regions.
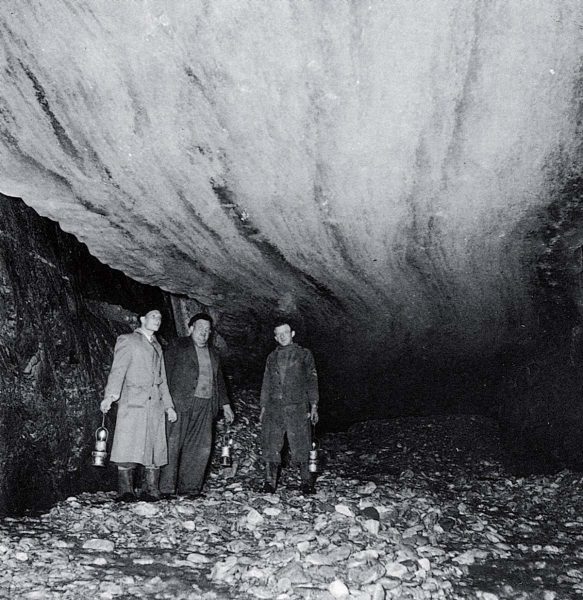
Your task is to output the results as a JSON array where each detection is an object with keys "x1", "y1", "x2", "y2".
[
  {"x1": 91, "y1": 415, "x2": 109, "y2": 467},
  {"x1": 309, "y1": 423, "x2": 321, "y2": 473},
  {"x1": 309, "y1": 441, "x2": 320, "y2": 473},
  {"x1": 221, "y1": 429, "x2": 234, "y2": 468}
]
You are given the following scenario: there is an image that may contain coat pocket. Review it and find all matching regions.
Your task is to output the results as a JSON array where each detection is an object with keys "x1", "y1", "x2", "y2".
[{"x1": 123, "y1": 384, "x2": 150, "y2": 408}]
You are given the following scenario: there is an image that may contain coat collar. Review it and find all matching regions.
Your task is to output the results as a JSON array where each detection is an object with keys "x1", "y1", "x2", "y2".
[{"x1": 135, "y1": 329, "x2": 162, "y2": 357}]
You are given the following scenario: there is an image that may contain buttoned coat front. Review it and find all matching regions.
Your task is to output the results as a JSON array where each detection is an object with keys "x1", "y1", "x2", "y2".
[
  {"x1": 260, "y1": 343, "x2": 319, "y2": 464},
  {"x1": 104, "y1": 330, "x2": 174, "y2": 465},
  {"x1": 260, "y1": 343, "x2": 319, "y2": 410},
  {"x1": 164, "y1": 337, "x2": 228, "y2": 416}
]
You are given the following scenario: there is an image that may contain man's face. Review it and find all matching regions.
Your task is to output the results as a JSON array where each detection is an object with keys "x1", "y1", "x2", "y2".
[
  {"x1": 274, "y1": 324, "x2": 295, "y2": 347},
  {"x1": 141, "y1": 310, "x2": 162, "y2": 333},
  {"x1": 190, "y1": 319, "x2": 211, "y2": 348}
]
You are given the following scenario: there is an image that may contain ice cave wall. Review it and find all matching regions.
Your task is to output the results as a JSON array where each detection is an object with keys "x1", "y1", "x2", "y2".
[{"x1": 0, "y1": 0, "x2": 582, "y2": 367}]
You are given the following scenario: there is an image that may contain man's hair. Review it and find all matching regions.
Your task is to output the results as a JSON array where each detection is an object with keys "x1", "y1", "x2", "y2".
[
  {"x1": 273, "y1": 317, "x2": 294, "y2": 332},
  {"x1": 188, "y1": 313, "x2": 213, "y2": 328},
  {"x1": 139, "y1": 308, "x2": 160, "y2": 318}
]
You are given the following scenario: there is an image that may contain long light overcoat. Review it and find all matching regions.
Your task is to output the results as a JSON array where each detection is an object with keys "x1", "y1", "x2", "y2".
[{"x1": 104, "y1": 330, "x2": 174, "y2": 466}]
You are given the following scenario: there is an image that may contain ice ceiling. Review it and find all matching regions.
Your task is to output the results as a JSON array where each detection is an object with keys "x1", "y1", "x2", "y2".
[{"x1": 0, "y1": 1, "x2": 582, "y2": 367}]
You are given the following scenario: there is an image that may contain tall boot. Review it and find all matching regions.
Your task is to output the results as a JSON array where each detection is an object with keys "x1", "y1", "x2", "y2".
[
  {"x1": 262, "y1": 462, "x2": 279, "y2": 493},
  {"x1": 299, "y1": 462, "x2": 315, "y2": 496},
  {"x1": 116, "y1": 467, "x2": 137, "y2": 503},
  {"x1": 141, "y1": 467, "x2": 161, "y2": 502}
]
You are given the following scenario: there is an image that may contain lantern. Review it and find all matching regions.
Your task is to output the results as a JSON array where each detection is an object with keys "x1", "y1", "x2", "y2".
[
  {"x1": 91, "y1": 414, "x2": 109, "y2": 467},
  {"x1": 309, "y1": 441, "x2": 320, "y2": 473},
  {"x1": 221, "y1": 429, "x2": 234, "y2": 468}
]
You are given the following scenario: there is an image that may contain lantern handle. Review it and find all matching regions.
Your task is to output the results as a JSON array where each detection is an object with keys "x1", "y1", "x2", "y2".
[
  {"x1": 96, "y1": 412, "x2": 109, "y2": 438},
  {"x1": 311, "y1": 423, "x2": 319, "y2": 449}
]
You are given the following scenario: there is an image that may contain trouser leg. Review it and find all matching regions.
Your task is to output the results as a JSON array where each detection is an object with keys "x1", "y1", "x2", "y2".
[
  {"x1": 116, "y1": 464, "x2": 137, "y2": 503},
  {"x1": 177, "y1": 397, "x2": 214, "y2": 495},
  {"x1": 261, "y1": 412, "x2": 285, "y2": 464},
  {"x1": 299, "y1": 461, "x2": 311, "y2": 484},
  {"x1": 261, "y1": 412, "x2": 286, "y2": 493},
  {"x1": 142, "y1": 467, "x2": 161, "y2": 502},
  {"x1": 159, "y1": 413, "x2": 187, "y2": 495},
  {"x1": 286, "y1": 407, "x2": 311, "y2": 465},
  {"x1": 285, "y1": 408, "x2": 315, "y2": 495},
  {"x1": 262, "y1": 461, "x2": 279, "y2": 493},
  {"x1": 299, "y1": 461, "x2": 315, "y2": 495}
]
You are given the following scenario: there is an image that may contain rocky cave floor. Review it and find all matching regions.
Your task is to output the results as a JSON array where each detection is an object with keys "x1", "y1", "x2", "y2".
[{"x1": 1, "y1": 389, "x2": 583, "y2": 600}]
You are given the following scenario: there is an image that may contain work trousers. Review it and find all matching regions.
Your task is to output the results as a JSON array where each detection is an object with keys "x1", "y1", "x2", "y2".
[
  {"x1": 159, "y1": 396, "x2": 214, "y2": 495},
  {"x1": 262, "y1": 404, "x2": 311, "y2": 464}
]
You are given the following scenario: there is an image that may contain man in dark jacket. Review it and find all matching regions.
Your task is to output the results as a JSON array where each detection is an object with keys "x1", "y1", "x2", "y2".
[
  {"x1": 159, "y1": 313, "x2": 234, "y2": 499},
  {"x1": 260, "y1": 319, "x2": 319, "y2": 495}
]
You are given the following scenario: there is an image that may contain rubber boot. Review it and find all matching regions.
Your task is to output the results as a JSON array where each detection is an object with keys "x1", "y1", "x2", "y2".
[
  {"x1": 116, "y1": 467, "x2": 137, "y2": 503},
  {"x1": 141, "y1": 467, "x2": 161, "y2": 502},
  {"x1": 299, "y1": 462, "x2": 315, "y2": 496},
  {"x1": 262, "y1": 462, "x2": 279, "y2": 493}
]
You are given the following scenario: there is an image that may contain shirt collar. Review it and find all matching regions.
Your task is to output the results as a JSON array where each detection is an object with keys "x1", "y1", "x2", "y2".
[{"x1": 137, "y1": 329, "x2": 155, "y2": 344}]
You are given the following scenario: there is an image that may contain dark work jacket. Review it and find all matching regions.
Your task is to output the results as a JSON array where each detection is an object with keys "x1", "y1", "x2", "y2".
[
  {"x1": 164, "y1": 337, "x2": 229, "y2": 417},
  {"x1": 260, "y1": 343, "x2": 319, "y2": 411}
]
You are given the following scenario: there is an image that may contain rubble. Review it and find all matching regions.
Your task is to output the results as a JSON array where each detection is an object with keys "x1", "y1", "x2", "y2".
[{"x1": 0, "y1": 389, "x2": 581, "y2": 598}]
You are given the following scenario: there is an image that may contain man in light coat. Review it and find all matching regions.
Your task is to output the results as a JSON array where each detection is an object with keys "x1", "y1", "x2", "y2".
[
  {"x1": 160, "y1": 313, "x2": 234, "y2": 499},
  {"x1": 101, "y1": 309, "x2": 177, "y2": 502}
]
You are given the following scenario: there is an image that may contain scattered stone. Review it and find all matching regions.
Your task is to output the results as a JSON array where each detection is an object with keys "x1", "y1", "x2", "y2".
[
  {"x1": 384, "y1": 562, "x2": 408, "y2": 579},
  {"x1": 131, "y1": 503, "x2": 159, "y2": 517},
  {"x1": 335, "y1": 504, "x2": 355, "y2": 518},
  {"x1": 0, "y1": 407, "x2": 577, "y2": 599},
  {"x1": 245, "y1": 508, "x2": 264, "y2": 527},
  {"x1": 100, "y1": 581, "x2": 123, "y2": 595},
  {"x1": 277, "y1": 561, "x2": 309, "y2": 584},
  {"x1": 306, "y1": 552, "x2": 333, "y2": 566},
  {"x1": 210, "y1": 556, "x2": 238, "y2": 581},
  {"x1": 357, "y1": 482, "x2": 377, "y2": 495},
  {"x1": 360, "y1": 506, "x2": 380, "y2": 521},
  {"x1": 186, "y1": 553, "x2": 212, "y2": 564},
  {"x1": 82, "y1": 539, "x2": 115, "y2": 552},
  {"x1": 277, "y1": 576, "x2": 292, "y2": 592},
  {"x1": 329, "y1": 579, "x2": 350, "y2": 598},
  {"x1": 263, "y1": 507, "x2": 281, "y2": 517},
  {"x1": 363, "y1": 519, "x2": 380, "y2": 535}
]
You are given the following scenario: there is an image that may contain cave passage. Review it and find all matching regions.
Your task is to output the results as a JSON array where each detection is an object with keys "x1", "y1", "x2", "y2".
[
  {"x1": 0, "y1": 192, "x2": 579, "y2": 521},
  {"x1": 0, "y1": 1, "x2": 583, "y2": 517}
]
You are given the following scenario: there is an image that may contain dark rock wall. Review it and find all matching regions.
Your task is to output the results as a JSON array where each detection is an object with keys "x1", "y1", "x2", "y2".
[
  {"x1": 493, "y1": 173, "x2": 583, "y2": 474},
  {"x1": 0, "y1": 194, "x2": 174, "y2": 515}
]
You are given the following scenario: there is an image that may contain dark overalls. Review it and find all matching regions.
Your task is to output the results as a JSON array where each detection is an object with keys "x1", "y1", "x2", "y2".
[{"x1": 260, "y1": 343, "x2": 319, "y2": 489}]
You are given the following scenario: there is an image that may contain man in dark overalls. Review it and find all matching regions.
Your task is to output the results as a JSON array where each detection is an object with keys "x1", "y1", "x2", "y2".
[{"x1": 260, "y1": 319, "x2": 319, "y2": 495}]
